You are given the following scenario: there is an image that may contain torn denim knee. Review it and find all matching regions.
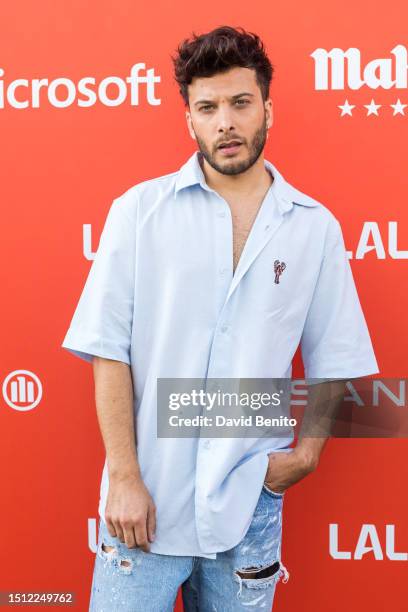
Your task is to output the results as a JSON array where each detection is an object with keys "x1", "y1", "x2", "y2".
[{"x1": 234, "y1": 559, "x2": 290, "y2": 599}]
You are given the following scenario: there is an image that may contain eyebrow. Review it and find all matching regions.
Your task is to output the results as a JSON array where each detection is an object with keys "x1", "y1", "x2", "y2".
[{"x1": 194, "y1": 92, "x2": 255, "y2": 107}]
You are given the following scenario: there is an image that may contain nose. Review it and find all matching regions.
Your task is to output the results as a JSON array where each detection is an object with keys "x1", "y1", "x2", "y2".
[{"x1": 216, "y1": 105, "x2": 235, "y2": 133}]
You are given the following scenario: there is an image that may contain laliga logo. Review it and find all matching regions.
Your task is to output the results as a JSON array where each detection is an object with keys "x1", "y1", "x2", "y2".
[
  {"x1": 330, "y1": 524, "x2": 408, "y2": 561},
  {"x1": 350, "y1": 222, "x2": 408, "y2": 260},
  {"x1": 2, "y1": 370, "x2": 42, "y2": 411},
  {"x1": 81, "y1": 221, "x2": 408, "y2": 261},
  {"x1": 311, "y1": 45, "x2": 408, "y2": 116},
  {"x1": 0, "y1": 63, "x2": 161, "y2": 109}
]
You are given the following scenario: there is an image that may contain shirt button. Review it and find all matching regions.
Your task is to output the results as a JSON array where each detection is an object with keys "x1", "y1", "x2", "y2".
[
  {"x1": 220, "y1": 325, "x2": 229, "y2": 333},
  {"x1": 203, "y1": 439, "x2": 211, "y2": 448},
  {"x1": 219, "y1": 268, "x2": 228, "y2": 275},
  {"x1": 217, "y1": 211, "x2": 226, "y2": 218}
]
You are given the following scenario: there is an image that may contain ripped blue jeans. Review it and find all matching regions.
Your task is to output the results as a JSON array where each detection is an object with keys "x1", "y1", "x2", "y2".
[{"x1": 89, "y1": 484, "x2": 290, "y2": 611}]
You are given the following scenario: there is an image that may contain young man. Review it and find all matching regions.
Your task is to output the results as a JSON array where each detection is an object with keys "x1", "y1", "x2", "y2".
[{"x1": 62, "y1": 26, "x2": 379, "y2": 611}]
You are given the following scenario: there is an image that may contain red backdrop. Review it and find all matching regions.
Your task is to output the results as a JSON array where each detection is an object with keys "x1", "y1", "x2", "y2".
[{"x1": 1, "y1": 0, "x2": 407, "y2": 610}]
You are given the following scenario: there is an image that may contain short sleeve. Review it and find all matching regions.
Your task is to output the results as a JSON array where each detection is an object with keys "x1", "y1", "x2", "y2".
[
  {"x1": 300, "y1": 217, "x2": 379, "y2": 380},
  {"x1": 61, "y1": 197, "x2": 136, "y2": 365}
]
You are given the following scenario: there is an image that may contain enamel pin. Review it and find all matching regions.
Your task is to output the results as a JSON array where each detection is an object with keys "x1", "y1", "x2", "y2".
[{"x1": 274, "y1": 260, "x2": 286, "y2": 284}]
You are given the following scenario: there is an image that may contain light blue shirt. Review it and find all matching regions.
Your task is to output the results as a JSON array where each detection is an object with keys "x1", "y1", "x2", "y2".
[{"x1": 62, "y1": 150, "x2": 379, "y2": 558}]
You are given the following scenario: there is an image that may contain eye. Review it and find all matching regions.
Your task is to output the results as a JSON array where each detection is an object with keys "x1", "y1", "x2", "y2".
[
  {"x1": 235, "y1": 99, "x2": 250, "y2": 106},
  {"x1": 199, "y1": 105, "x2": 214, "y2": 112}
]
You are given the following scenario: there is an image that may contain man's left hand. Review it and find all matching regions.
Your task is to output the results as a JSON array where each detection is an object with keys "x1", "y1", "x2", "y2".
[{"x1": 264, "y1": 448, "x2": 318, "y2": 495}]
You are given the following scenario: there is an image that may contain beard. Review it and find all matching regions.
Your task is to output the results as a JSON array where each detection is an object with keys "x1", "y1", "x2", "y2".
[{"x1": 194, "y1": 115, "x2": 268, "y2": 176}]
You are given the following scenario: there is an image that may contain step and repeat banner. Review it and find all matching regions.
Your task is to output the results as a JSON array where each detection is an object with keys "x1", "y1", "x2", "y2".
[{"x1": 1, "y1": 0, "x2": 407, "y2": 610}]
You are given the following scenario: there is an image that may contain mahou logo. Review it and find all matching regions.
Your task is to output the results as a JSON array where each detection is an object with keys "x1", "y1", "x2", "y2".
[
  {"x1": 311, "y1": 45, "x2": 408, "y2": 117},
  {"x1": 311, "y1": 44, "x2": 408, "y2": 90},
  {"x1": 2, "y1": 370, "x2": 43, "y2": 411}
]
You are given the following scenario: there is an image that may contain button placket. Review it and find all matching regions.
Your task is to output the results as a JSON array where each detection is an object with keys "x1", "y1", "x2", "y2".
[{"x1": 212, "y1": 196, "x2": 233, "y2": 314}]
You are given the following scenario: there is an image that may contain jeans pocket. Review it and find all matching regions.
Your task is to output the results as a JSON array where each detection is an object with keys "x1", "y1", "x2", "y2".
[{"x1": 262, "y1": 483, "x2": 284, "y2": 499}]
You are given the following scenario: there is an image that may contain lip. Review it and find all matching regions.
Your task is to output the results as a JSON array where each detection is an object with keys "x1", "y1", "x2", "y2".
[
  {"x1": 217, "y1": 141, "x2": 243, "y2": 156},
  {"x1": 218, "y1": 140, "x2": 242, "y2": 149}
]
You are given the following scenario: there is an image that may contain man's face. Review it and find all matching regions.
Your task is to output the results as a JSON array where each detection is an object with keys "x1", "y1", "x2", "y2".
[{"x1": 185, "y1": 66, "x2": 273, "y2": 176}]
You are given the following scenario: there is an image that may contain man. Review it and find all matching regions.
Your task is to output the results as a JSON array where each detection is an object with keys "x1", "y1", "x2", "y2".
[{"x1": 62, "y1": 26, "x2": 379, "y2": 611}]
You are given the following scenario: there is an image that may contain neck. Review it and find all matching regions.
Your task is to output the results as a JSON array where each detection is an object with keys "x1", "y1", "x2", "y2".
[{"x1": 199, "y1": 151, "x2": 273, "y2": 198}]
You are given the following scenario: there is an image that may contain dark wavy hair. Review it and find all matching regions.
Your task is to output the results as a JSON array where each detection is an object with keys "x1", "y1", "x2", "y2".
[{"x1": 172, "y1": 25, "x2": 274, "y2": 106}]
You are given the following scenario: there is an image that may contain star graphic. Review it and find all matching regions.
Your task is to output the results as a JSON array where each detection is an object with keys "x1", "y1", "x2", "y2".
[
  {"x1": 390, "y1": 98, "x2": 407, "y2": 116},
  {"x1": 364, "y1": 99, "x2": 382, "y2": 116},
  {"x1": 338, "y1": 99, "x2": 355, "y2": 117}
]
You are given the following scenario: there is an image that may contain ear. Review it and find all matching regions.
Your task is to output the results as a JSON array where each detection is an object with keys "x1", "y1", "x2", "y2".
[
  {"x1": 265, "y1": 98, "x2": 273, "y2": 130},
  {"x1": 185, "y1": 109, "x2": 197, "y2": 141}
]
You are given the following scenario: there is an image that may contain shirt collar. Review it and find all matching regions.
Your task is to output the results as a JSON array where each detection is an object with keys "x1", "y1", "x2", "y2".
[{"x1": 174, "y1": 150, "x2": 320, "y2": 212}]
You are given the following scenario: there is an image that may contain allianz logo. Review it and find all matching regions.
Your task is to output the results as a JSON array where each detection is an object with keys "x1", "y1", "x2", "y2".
[{"x1": 311, "y1": 45, "x2": 408, "y2": 91}]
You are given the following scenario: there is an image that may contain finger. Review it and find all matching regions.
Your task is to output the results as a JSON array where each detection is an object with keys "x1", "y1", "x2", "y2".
[
  {"x1": 122, "y1": 523, "x2": 137, "y2": 549},
  {"x1": 135, "y1": 517, "x2": 150, "y2": 553},
  {"x1": 113, "y1": 519, "x2": 125, "y2": 543},
  {"x1": 147, "y1": 505, "x2": 156, "y2": 543},
  {"x1": 106, "y1": 515, "x2": 118, "y2": 538}
]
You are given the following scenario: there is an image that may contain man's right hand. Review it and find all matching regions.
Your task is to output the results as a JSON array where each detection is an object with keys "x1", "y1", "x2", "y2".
[{"x1": 104, "y1": 474, "x2": 156, "y2": 552}]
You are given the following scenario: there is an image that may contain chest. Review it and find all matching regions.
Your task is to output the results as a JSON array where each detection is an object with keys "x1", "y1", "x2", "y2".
[
  {"x1": 138, "y1": 192, "x2": 323, "y2": 298},
  {"x1": 230, "y1": 203, "x2": 263, "y2": 273}
]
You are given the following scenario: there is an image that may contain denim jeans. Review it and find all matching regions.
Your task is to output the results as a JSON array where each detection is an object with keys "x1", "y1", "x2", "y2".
[{"x1": 89, "y1": 484, "x2": 290, "y2": 611}]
